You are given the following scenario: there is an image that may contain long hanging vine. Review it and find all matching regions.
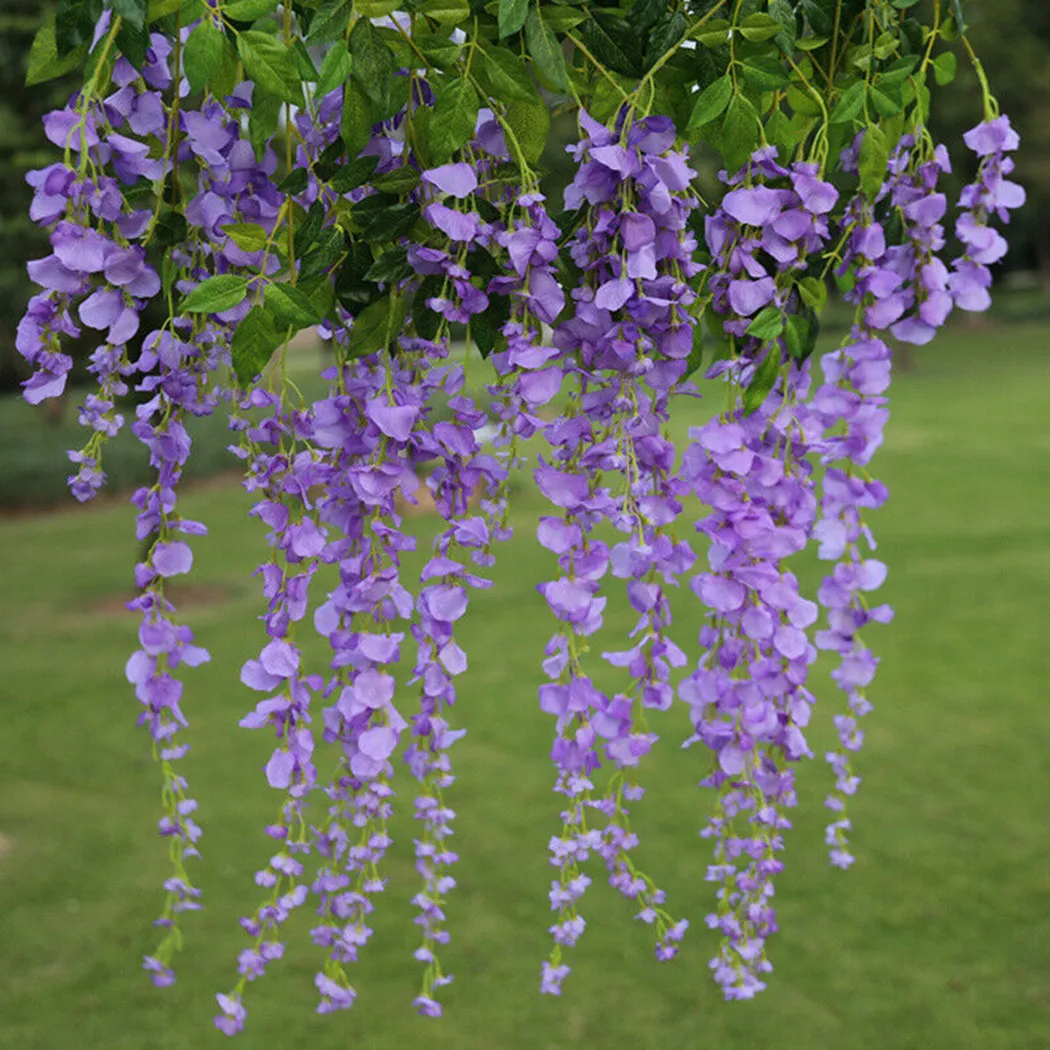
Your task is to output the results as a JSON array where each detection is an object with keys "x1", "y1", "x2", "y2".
[{"x1": 17, "y1": 0, "x2": 1024, "y2": 1032}]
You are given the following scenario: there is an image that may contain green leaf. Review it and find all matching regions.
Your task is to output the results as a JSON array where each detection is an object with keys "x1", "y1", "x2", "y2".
[
  {"x1": 932, "y1": 51, "x2": 957, "y2": 86},
  {"x1": 301, "y1": 227, "x2": 347, "y2": 279},
  {"x1": 210, "y1": 32, "x2": 241, "y2": 99},
  {"x1": 797, "y1": 275, "x2": 827, "y2": 313},
  {"x1": 684, "y1": 321, "x2": 704, "y2": 378},
  {"x1": 148, "y1": 0, "x2": 183, "y2": 20},
  {"x1": 355, "y1": 0, "x2": 400, "y2": 15},
  {"x1": 576, "y1": 15, "x2": 640, "y2": 77},
  {"x1": 412, "y1": 274, "x2": 445, "y2": 340},
  {"x1": 738, "y1": 12, "x2": 782, "y2": 42},
  {"x1": 763, "y1": 108, "x2": 795, "y2": 158},
  {"x1": 279, "y1": 168, "x2": 309, "y2": 195},
  {"x1": 738, "y1": 51, "x2": 789, "y2": 92},
  {"x1": 498, "y1": 0, "x2": 528, "y2": 38},
  {"x1": 645, "y1": 10, "x2": 686, "y2": 69},
  {"x1": 347, "y1": 295, "x2": 406, "y2": 357},
  {"x1": 237, "y1": 31, "x2": 302, "y2": 104},
  {"x1": 768, "y1": 0, "x2": 798, "y2": 50},
  {"x1": 795, "y1": 36, "x2": 829, "y2": 51},
  {"x1": 248, "y1": 86, "x2": 282, "y2": 158},
  {"x1": 590, "y1": 70, "x2": 633, "y2": 122},
  {"x1": 868, "y1": 80, "x2": 902, "y2": 118},
  {"x1": 364, "y1": 246, "x2": 412, "y2": 284},
  {"x1": 355, "y1": 198, "x2": 420, "y2": 241},
  {"x1": 330, "y1": 155, "x2": 380, "y2": 193},
  {"x1": 372, "y1": 167, "x2": 422, "y2": 195},
  {"x1": 26, "y1": 17, "x2": 86, "y2": 86},
  {"x1": 721, "y1": 94, "x2": 761, "y2": 172},
  {"x1": 307, "y1": 0, "x2": 350, "y2": 44},
  {"x1": 690, "y1": 17, "x2": 730, "y2": 48},
  {"x1": 109, "y1": 0, "x2": 148, "y2": 29},
  {"x1": 743, "y1": 348, "x2": 780, "y2": 414},
  {"x1": 830, "y1": 81, "x2": 865, "y2": 124},
  {"x1": 349, "y1": 19, "x2": 398, "y2": 117},
  {"x1": 686, "y1": 74, "x2": 732, "y2": 137},
  {"x1": 231, "y1": 305, "x2": 285, "y2": 386},
  {"x1": 859, "y1": 125, "x2": 889, "y2": 199},
  {"x1": 525, "y1": 9, "x2": 568, "y2": 90},
  {"x1": 293, "y1": 202, "x2": 326, "y2": 257},
  {"x1": 264, "y1": 283, "x2": 324, "y2": 327},
  {"x1": 477, "y1": 42, "x2": 537, "y2": 103},
  {"x1": 316, "y1": 42, "x2": 352, "y2": 97},
  {"x1": 429, "y1": 77, "x2": 479, "y2": 162},
  {"x1": 414, "y1": 31, "x2": 461, "y2": 69},
  {"x1": 183, "y1": 21, "x2": 224, "y2": 93},
  {"x1": 341, "y1": 79, "x2": 374, "y2": 159},
  {"x1": 181, "y1": 274, "x2": 250, "y2": 314},
  {"x1": 421, "y1": 0, "x2": 469, "y2": 25},
  {"x1": 543, "y1": 6, "x2": 587, "y2": 33},
  {"x1": 504, "y1": 96, "x2": 550, "y2": 165},
  {"x1": 746, "y1": 306, "x2": 785, "y2": 342},
  {"x1": 224, "y1": 0, "x2": 278, "y2": 19},
  {"x1": 783, "y1": 308, "x2": 819, "y2": 361},
  {"x1": 221, "y1": 222, "x2": 270, "y2": 252},
  {"x1": 117, "y1": 19, "x2": 150, "y2": 70}
]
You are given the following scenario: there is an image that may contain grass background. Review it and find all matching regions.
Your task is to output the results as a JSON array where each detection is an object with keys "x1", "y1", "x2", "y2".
[{"x1": 1, "y1": 319, "x2": 1049, "y2": 1048}]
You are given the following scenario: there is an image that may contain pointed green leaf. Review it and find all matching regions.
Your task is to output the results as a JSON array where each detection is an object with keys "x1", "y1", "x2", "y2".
[
  {"x1": 183, "y1": 21, "x2": 224, "y2": 93},
  {"x1": 830, "y1": 81, "x2": 865, "y2": 124},
  {"x1": 746, "y1": 306, "x2": 785, "y2": 342},
  {"x1": 504, "y1": 96, "x2": 551, "y2": 165},
  {"x1": 498, "y1": 0, "x2": 528, "y2": 38},
  {"x1": 181, "y1": 274, "x2": 250, "y2": 314},
  {"x1": 421, "y1": 0, "x2": 469, "y2": 25},
  {"x1": 859, "y1": 125, "x2": 889, "y2": 199},
  {"x1": 316, "y1": 42, "x2": 352, "y2": 97},
  {"x1": 237, "y1": 31, "x2": 302, "y2": 104},
  {"x1": 347, "y1": 295, "x2": 406, "y2": 357},
  {"x1": 686, "y1": 74, "x2": 732, "y2": 137},
  {"x1": 525, "y1": 9, "x2": 568, "y2": 91},
  {"x1": 307, "y1": 0, "x2": 350, "y2": 44},
  {"x1": 109, "y1": 0, "x2": 148, "y2": 29},
  {"x1": 430, "y1": 77, "x2": 479, "y2": 162},
  {"x1": 372, "y1": 167, "x2": 423, "y2": 195},
  {"x1": 220, "y1": 222, "x2": 270, "y2": 252},
  {"x1": 932, "y1": 51, "x2": 957, "y2": 86},
  {"x1": 341, "y1": 78, "x2": 374, "y2": 159},
  {"x1": 364, "y1": 246, "x2": 412, "y2": 284},
  {"x1": 743, "y1": 347, "x2": 781, "y2": 414},
  {"x1": 721, "y1": 94, "x2": 761, "y2": 171},
  {"x1": 738, "y1": 12, "x2": 782, "y2": 42},
  {"x1": 231, "y1": 305, "x2": 285, "y2": 386},
  {"x1": 330, "y1": 154, "x2": 380, "y2": 193},
  {"x1": 225, "y1": 0, "x2": 278, "y2": 19},
  {"x1": 798, "y1": 276, "x2": 828, "y2": 313},
  {"x1": 264, "y1": 283, "x2": 325, "y2": 327},
  {"x1": 476, "y1": 42, "x2": 537, "y2": 103},
  {"x1": 26, "y1": 17, "x2": 87, "y2": 86},
  {"x1": 690, "y1": 18, "x2": 730, "y2": 47}
]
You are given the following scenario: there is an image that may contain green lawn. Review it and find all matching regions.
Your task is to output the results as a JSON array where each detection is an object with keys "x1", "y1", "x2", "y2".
[{"x1": 1, "y1": 319, "x2": 1049, "y2": 1049}]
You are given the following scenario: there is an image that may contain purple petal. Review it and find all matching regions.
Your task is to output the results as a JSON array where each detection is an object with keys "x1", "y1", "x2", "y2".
[
  {"x1": 422, "y1": 162, "x2": 478, "y2": 199},
  {"x1": 152, "y1": 541, "x2": 193, "y2": 578}
]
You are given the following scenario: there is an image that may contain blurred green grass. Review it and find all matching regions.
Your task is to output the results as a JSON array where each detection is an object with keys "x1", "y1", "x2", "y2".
[{"x1": 1, "y1": 319, "x2": 1049, "y2": 1049}]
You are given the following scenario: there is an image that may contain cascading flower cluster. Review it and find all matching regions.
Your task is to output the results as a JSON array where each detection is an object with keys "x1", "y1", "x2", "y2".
[{"x1": 15, "y1": 0, "x2": 1022, "y2": 1033}]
